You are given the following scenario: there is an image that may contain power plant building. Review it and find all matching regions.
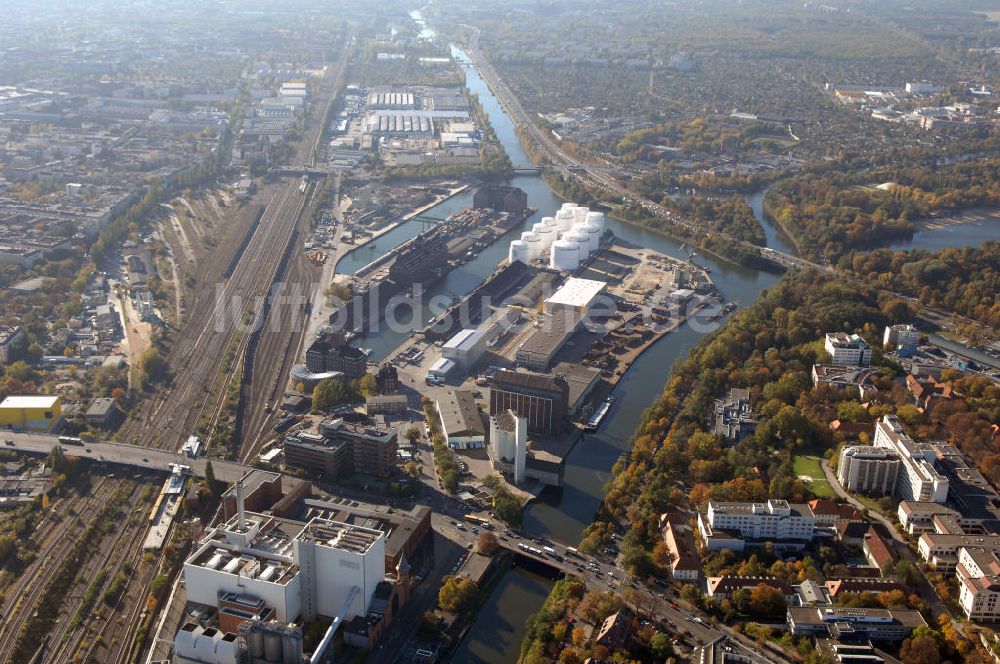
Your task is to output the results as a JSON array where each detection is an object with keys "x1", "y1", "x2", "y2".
[
  {"x1": 489, "y1": 370, "x2": 569, "y2": 435},
  {"x1": 183, "y1": 507, "x2": 385, "y2": 625}
]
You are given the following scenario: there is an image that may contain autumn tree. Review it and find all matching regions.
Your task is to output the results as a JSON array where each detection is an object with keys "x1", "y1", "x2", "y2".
[
  {"x1": 438, "y1": 576, "x2": 478, "y2": 613},
  {"x1": 749, "y1": 583, "x2": 787, "y2": 616},
  {"x1": 477, "y1": 531, "x2": 499, "y2": 555}
]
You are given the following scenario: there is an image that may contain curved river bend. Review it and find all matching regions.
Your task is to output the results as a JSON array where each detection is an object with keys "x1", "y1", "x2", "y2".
[{"x1": 360, "y1": 20, "x2": 1000, "y2": 661}]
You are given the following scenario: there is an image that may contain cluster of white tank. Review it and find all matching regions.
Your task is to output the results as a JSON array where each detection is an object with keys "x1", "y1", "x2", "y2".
[{"x1": 507, "y1": 202, "x2": 606, "y2": 271}]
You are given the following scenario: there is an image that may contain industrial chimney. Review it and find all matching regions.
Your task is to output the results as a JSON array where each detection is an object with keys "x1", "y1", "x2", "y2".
[{"x1": 236, "y1": 480, "x2": 246, "y2": 531}]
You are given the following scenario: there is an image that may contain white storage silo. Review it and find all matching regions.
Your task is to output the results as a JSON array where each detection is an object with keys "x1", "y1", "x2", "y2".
[
  {"x1": 549, "y1": 240, "x2": 580, "y2": 271},
  {"x1": 562, "y1": 230, "x2": 591, "y2": 261},
  {"x1": 572, "y1": 206, "x2": 590, "y2": 225},
  {"x1": 533, "y1": 222, "x2": 555, "y2": 251},
  {"x1": 560, "y1": 202, "x2": 576, "y2": 210},
  {"x1": 586, "y1": 211, "x2": 606, "y2": 234},
  {"x1": 520, "y1": 231, "x2": 542, "y2": 260},
  {"x1": 577, "y1": 222, "x2": 601, "y2": 252},
  {"x1": 509, "y1": 240, "x2": 530, "y2": 265},
  {"x1": 555, "y1": 209, "x2": 575, "y2": 234}
]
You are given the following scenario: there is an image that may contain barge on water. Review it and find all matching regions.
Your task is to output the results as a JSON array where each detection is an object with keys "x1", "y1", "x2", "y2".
[{"x1": 585, "y1": 396, "x2": 615, "y2": 432}]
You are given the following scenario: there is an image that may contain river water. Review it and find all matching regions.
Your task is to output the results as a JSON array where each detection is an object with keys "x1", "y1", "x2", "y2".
[
  {"x1": 746, "y1": 186, "x2": 1000, "y2": 255},
  {"x1": 365, "y1": 16, "x2": 1000, "y2": 663}
]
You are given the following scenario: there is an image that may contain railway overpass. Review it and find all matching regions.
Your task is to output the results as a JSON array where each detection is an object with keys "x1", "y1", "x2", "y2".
[{"x1": 3, "y1": 431, "x2": 252, "y2": 483}]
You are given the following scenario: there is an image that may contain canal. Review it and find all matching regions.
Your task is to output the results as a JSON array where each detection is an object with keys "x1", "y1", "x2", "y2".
[{"x1": 361, "y1": 16, "x2": 1000, "y2": 662}]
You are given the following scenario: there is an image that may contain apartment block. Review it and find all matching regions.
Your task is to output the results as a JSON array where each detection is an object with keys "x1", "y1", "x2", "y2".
[
  {"x1": 824, "y1": 333, "x2": 872, "y2": 367},
  {"x1": 787, "y1": 607, "x2": 926, "y2": 641},
  {"x1": 957, "y1": 547, "x2": 1000, "y2": 622},
  {"x1": 873, "y1": 415, "x2": 949, "y2": 502},
  {"x1": 698, "y1": 499, "x2": 815, "y2": 551},
  {"x1": 884, "y1": 324, "x2": 919, "y2": 349},
  {"x1": 837, "y1": 445, "x2": 901, "y2": 495}
]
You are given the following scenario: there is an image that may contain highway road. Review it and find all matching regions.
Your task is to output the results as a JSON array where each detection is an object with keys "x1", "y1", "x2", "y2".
[{"x1": 3, "y1": 432, "x2": 252, "y2": 483}]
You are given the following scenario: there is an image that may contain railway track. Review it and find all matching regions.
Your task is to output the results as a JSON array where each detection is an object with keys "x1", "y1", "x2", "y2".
[
  {"x1": 234, "y1": 49, "x2": 351, "y2": 460},
  {"x1": 41, "y1": 482, "x2": 150, "y2": 664},
  {"x1": 0, "y1": 478, "x2": 114, "y2": 652},
  {"x1": 0, "y1": 479, "x2": 136, "y2": 664},
  {"x1": 118, "y1": 47, "x2": 349, "y2": 457}
]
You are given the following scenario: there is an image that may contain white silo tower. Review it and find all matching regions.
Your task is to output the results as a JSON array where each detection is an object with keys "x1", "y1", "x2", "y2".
[
  {"x1": 532, "y1": 222, "x2": 555, "y2": 251},
  {"x1": 508, "y1": 240, "x2": 530, "y2": 265},
  {"x1": 577, "y1": 221, "x2": 601, "y2": 252},
  {"x1": 586, "y1": 211, "x2": 606, "y2": 234},
  {"x1": 520, "y1": 231, "x2": 541, "y2": 260},
  {"x1": 572, "y1": 206, "x2": 590, "y2": 225},
  {"x1": 555, "y1": 209, "x2": 575, "y2": 234},
  {"x1": 549, "y1": 240, "x2": 580, "y2": 272},
  {"x1": 562, "y1": 230, "x2": 591, "y2": 261}
]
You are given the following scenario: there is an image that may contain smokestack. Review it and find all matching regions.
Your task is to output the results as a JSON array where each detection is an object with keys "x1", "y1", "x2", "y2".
[{"x1": 236, "y1": 480, "x2": 246, "y2": 531}]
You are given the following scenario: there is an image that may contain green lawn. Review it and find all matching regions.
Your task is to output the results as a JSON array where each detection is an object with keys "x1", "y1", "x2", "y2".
[{"x1": 792, "y1": 454, "x2": 835, "y2": 498}]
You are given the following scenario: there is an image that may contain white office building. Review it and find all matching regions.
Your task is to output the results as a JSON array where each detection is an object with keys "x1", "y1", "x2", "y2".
[
  {"x1": 883, "y1": 324, "x2": 919, "y2": 349},
  {"x1": 957, "y1": 547, "x2": 1000, "y2": 622},
  {"x1": 837, "y1": 445, "x2": 901, "y2": 495},
  {"x1": 874, "y1": 415, "x2": 949, "y2": 502},
  {"x1": 698, "y1": 499, "x2": 815, "y2": 551},
  {"x1": 824, "y1": 333, "x2": 872, "y2": 367}
]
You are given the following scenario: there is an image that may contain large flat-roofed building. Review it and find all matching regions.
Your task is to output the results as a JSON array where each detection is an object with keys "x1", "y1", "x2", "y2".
[
  {"x1": 515, "y1": 310, "x2": 582, "y2": 371},
  {"x1": 489, "y1": 370, "x2": 569, "y2": 435},
  {"x1": 874, "y1": 415, "x2": 949, "y2": 502},
  {"x1": 897, "y1": 501, "x2": 968, "y2": 535},
  {"x1": 303, "y1": 498, "x2": 432, "y2": 571},
  {"x1": 543, "y1": 277, "x2": 607, "y2": 315},
  {"x1": 712, "y1": 388, "x2": 757, "y2": 441},
  {"x1": 825, "y1": 333, "x2": 872, "y2": 367},
  {"x1": 441, "y1": 329, "x2": 489, "y2": 369},
  {"x1": 884, "y1": 324, "x2": 919, "y2": 349},
  {"x1": 284, "y1": 419, "x2": 398, "y2": 478},
  {"x1": 918, "y1": 532, "x2": 1000, "y2": 573},
  {"x1": 184, "y1": 507, "x2": 385, "y2": 625},
  {"x1": 837, "y1": 445, "x2": 901, "y2": 495},
  {"x1": 0, "y1": 395, "x2": 61, "y2": 431},
  {"x1": 320, "y1": 418, "x2": 398, "y2": 477},
  {"x1": 957, "y1": 547, "x2": 1000, "y2": 622},
  {"x1": 786, "y1": 607, "x2": 926, "y2": 641},
  {"x1": 435, "y1": 390, "x2": 485, "y2": 449},
  {"x1": 284, "y1": 431, "x2": 350, "y2": 478},
  {"x1": 293, "y1": 518, "x2": 386, "y2": 622},
  {"x1": 698, "y1": 499, "x2": 815, "y2": 551}
]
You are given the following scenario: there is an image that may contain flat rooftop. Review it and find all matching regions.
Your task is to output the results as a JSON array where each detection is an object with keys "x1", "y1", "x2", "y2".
[
  {"x1": 0, "y1": 395, "x2": 59, "y2": 409},
  {"x1": 297, "y1": 517, "x2": 383, "y2": 555},
  {"x1": 545, "y1": 277, "x2": 606, "y2": 308}
]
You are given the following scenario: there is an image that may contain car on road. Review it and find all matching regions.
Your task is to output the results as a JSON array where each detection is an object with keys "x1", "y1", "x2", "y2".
[{"x1": 142, "y1": 457, "x2": 149, "y2": 462}]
